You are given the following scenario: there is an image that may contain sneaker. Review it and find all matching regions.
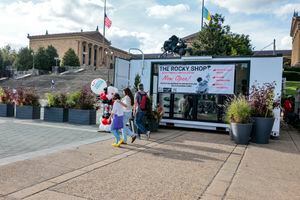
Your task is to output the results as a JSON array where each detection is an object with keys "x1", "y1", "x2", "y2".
[
  {"x1": 146, "y1": 131, "x2": 150, "y2": 140},
  {"x1": 112, "y1": 143, "x2": 121, "y2": 147},
  {"x1": 131, "y1": 135, "x2": 137, "y2": 143}
]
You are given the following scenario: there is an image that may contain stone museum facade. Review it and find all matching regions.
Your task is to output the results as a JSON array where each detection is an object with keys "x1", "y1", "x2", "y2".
[
  {"x1": 28, "y1": 30, "x2": 131, "y2": 68},
  {"x1": 291, "y1": 12, "x2": 300, "y2": 67}
]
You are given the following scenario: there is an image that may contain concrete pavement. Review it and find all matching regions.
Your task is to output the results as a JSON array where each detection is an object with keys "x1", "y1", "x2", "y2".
[{"x1": 0, "y1": 119, "x2": 299, "y2": 200}]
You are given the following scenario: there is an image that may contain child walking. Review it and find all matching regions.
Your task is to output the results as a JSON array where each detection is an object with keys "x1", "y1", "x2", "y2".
[{"x1": 109, "y1": 93, "x2": 124, "y2": 147}]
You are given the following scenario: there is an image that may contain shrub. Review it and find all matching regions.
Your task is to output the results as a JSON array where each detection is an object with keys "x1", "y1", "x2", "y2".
[
  {"x1": 67, "y1": 86, "x2": 95, "y2": 110},
  {"x1": 14, "y1": 88, "x2": 40, "y2": 106},
  {"x1": 284, "y1": 67, "x2": 300, "y2": 73},
  {"x1": 226, "y1": 96, "x2": 251, "y2": 124},
  {"x1": 283, "y1": 71, "x2": 300, "y2": 81},
  {"x1": 46, "y1": 93, "x2": 67, "y2": 108},
  {"x1": 249, "y1": 82, "x2": 280, "y2": 118},
  {"x1": 0, "y1": 87, "x2": 13, "y2": 104},
  {"x1": 61, "y1": 48, "x2": 80, "y2": 67}
]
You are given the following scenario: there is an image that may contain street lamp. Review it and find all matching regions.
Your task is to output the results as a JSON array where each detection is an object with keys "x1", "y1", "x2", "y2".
[
  {"x1": 129, "y1": 48, "x2": 144, "y2": 75},
  {"x1": 54, "y1": 57, "x2": 59, "y2": 67},
  {"x1": 31, "y1": 52, "x2": 35, "y2": 71}
]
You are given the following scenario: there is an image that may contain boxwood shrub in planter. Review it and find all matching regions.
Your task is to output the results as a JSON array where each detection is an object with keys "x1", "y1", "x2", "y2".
[
  {"x1": 226, "y1": 96, "x2": 252, "y2": 145},
  {"x1": 67, "y1": 86, "x2": 96, "y2": 125},
  {"x1": 15, "y1": 88, "x2": 40, "y2": 119},
  {"x1": 0, "y1": 87, "x2": 14, "y2": 117},
  {"x1": 249, "y1": 82, "x2": 280, "y2": 144},
  {"x1": 44, "y1": 93, "x2": 68, "y2": 122}
]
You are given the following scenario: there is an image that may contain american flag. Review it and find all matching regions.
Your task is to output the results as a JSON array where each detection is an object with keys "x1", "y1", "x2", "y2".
[{"x1": 104, "y1": 14, "x2": 112, "y2": 28}]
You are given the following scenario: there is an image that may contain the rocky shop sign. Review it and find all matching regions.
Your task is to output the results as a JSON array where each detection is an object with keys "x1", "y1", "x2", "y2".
[{"x1": 158, "y1": 64, "x2": 235, "y2": 94}]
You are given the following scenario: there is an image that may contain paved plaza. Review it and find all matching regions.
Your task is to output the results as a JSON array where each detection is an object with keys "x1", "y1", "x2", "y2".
[{"x1": 0, "y1": 118, "x2": 299, "y2": 200}]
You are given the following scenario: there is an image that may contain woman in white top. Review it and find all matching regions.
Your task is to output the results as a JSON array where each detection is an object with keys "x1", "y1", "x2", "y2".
[
  {"x1": 119, "y1": 88, "x2": 137, "y2": 144},
  {"x1": 109, "y1": 93, "x2": 124, "y2": 147}
]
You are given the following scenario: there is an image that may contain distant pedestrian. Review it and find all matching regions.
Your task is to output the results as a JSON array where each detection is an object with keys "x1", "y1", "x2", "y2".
[
  {"x1": 51, "y1": 79, "x2": 55, "y2": 89},
  {"x1": 119, "y1": 88, "x2": 137, "y2": 144},
  {"x1": 133, "y1": 83, "x2": 150, "y2": 139},
  {"x1": 109, "y1": 93, "x2": 124, "y2": 147}
]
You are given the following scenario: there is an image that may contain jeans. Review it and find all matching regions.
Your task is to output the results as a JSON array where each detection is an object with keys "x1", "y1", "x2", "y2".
[
  {"x1": 111, "y1": 121, "x2": 120, "y2": 143},
  {"x1": 134, "y1": 111, "x2": 147, "y2": 135},
  {"x1": 122, "y1": 111, "x2": 134, "y2": 143}
]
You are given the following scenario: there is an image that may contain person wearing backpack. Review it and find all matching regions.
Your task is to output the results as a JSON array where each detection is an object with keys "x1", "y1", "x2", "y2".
[{"x1": 133, "y1": 83, "x2": 150, "y2": 140}]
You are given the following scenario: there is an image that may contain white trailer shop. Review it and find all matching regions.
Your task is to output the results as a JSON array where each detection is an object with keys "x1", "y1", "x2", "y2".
[{"x1": 114, "y1": 55, "x2": 283, "y2": 136}]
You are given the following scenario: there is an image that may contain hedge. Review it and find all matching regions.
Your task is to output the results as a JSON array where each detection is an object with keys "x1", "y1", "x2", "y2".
[
  {"x1": 284, "y1": 67, "x2": 300, "y2": 73},
  {"x1": 283, "y1": 71, "x2": 300, "y2": 81}
]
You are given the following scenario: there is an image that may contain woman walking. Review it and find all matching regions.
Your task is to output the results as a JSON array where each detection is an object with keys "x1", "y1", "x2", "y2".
[
  {"x1": 119, "y1": 88, "x2": 137, "y2": 144},
  {"x1": 109, "y1": 93, "x2": 124, "y2": 147}
]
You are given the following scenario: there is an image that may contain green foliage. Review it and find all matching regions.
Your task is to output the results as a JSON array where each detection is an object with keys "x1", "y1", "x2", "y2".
[
  {"x1": 0, "y1": 51, "x2": 3, "y2": 70},
  {"x1": 134, "y1": 74, "x2": 141, "y2": 91},
  {"x1": 192, "y1": 14, "x2": 253, "y2": 56},
  {"x1": 33, "y1": 45, "x2": 59, "y2": 71},
  {"x1": 66, "y1": 91, "x2": 81, "y2": 109},
  {"x1": 62, "y1": 48, "x2": 80, "y2": 67},
  {"x1": 13, "y1": 47, "x2": 33, "y2": 70},
  {"x1": 34, "y1": 47, "x2": 50, "y2": 71},
  {"x1": 46, "y1": 45, "x2": 59, "y2": 67},
  {"x1": 67, "y1": 86, "x2": 95, "y2": 110},
  {"x1": 0, "y1": 45, "x2": 17, "y2": 67},
  {"x1": 285, "y1": 81, "x2": 300, "y2": 96},
  {"x1": 284, "y1": 67, "x2": 300, "y2": 73},
  {"x1": 226, "y1": 96, "x2": 251, "y2": 124},
  {"x1": 46, "y1": 93, "x2": 67, "y2": 108},
  {"x1": 0, "y1": 87, "x2": 13, "y2": 104},
  {"x1": 14, "y1": 88, "x2": 40, "y2": 106},
  {"x1": 283, "y1": 71, "x2": 300, "y2": 81}
]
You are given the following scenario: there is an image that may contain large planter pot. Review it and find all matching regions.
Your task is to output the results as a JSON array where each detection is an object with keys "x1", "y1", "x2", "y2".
[
  {"x1": 44, "y1": 107, "x2": 68, "y2": 122},
  {"x1": 231, "y1": 123, "x2": 252, "y2": 145},
  {"x1": 0, "y1": 103, "x2": 14, "y2": 117},
  {"x1": 16, "y1": 105, "x2": 40, "y2": 119},
  {"x1": 251, "y1": 117, "x2": 275, "y2": 144},
  {"x1": 68, "y1": 109, "x2": 96, "y2": 125}
]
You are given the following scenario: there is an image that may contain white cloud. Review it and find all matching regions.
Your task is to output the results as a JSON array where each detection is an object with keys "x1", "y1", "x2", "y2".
[
  {"x1": 146, "y1": 4, "x2": 190, "y2": 18},
  {"x1": 162, "y1": 24, "x2": 171, "y2": 30},
  {"x1": 280, "y1": 36, "x2": 292, "y2": 49},
  {"x1": 276, "y1": 3, "x2": 300, "y2": 17},
  {"x1": 208, "y1": 0, "x2": 279, "y2": 14}
]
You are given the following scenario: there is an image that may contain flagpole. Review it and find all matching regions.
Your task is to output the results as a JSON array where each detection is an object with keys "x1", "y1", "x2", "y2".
[
  {"x1": 201, "y1": 0, "x2": 204, "y2": 30},
  {"x1": 103, "y1": 0, "x2": 106, "y2": 38},
  {"x1": 102, "y1": 0, "x2": 106, "y2": 66}
]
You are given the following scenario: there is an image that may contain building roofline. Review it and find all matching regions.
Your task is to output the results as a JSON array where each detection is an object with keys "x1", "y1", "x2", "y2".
[{"x1": 28, "y1": 31, "x2": 111, "y2": 44}]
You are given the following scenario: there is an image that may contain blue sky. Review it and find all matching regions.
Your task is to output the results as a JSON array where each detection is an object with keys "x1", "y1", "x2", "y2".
[{"x1": 0, "y1": 0, "x2": 298, "y2": 53}]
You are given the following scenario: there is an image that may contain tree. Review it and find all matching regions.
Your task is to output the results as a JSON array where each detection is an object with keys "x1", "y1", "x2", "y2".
[
  {"x1": 61, "y1": 48, "x2": 80, "y2": 67},
  {"x1": 0, "y1": 51, "x2": 3, "y2": 70},
  {"x1": 192, "y1": 14, "x2": 253, "y2": 56},
  {"x1": 134, "y1": 73, "x2": 141, "y2": 92},
  {"x1": 13, "y1": 47, "x2": 33, "y2": 71},
  {"x1": 34, "y1": 47, "x2": 50, "y2": 71},
  {"x1": 46, "y1": 45, "x2": 59, "y2": 67},
  {"x1": 1, "y1": 45, "x2": 17, "y2": 67}
]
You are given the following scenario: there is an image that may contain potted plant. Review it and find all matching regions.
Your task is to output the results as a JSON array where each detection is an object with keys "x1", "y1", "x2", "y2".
[
  {"x1": 249, "y1": 82, "x2": 280, "y2": 144},
  {"x1": 0, "y1": 87, "x2": 14, "y2": 117},
  {"x1": 226, "y1": 96, "x2": 252, "y2": 145},
  {"x1": 14, "y1": 88, "x2": 40, "y2": 119},
  {"x1": 67, "y1": 86, "x2": 96, "y2": 125},
  {"x1": 44, "y1": 93, "x2": 68, "y2": 122}
]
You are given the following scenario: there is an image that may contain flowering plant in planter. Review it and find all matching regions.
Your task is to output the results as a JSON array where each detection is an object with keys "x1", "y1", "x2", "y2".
[
  {"x1": 0, "y1": 87, "x2": 13, "y2": 104},
  {"x1": 14, "y1": 88, "x2": 40, "y2": 106},
  {"x1": 67, "y1": 86, "x2": 96, "y2": 110},
  {"x1": 249, "y1": 82, "x2": 280, "y2": 118},
  {"x1": 46, "y1": 93, "x2": 68, "y2": 108}
]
